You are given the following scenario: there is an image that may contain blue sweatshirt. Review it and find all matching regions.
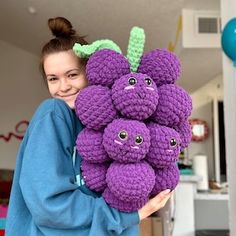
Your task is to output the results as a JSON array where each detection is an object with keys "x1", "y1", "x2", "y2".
[{"x1": 6, "y1": 99, "x2": 140, "y2": 236}]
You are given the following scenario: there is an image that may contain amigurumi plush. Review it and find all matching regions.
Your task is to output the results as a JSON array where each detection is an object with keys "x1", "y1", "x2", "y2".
[
  {"x1": 72, "y1": 27, "x2": 193, "y2": 212},
  {"x1": 102, "y1": 118, "x2": 151, "y2": 163},
  {"x1": 102, "y1": 161, "x2": 155, "y2": 212},
  {"x1": 105, "y1": 161, "x2": 155, "y2": 202},
  {"x1": 86, "y1": 49, "x2": 130, "y2": 87},
  {"x1": 151, "y1": 84, "x2": 192, "y2": 127},
  {"x1": 138, "y1": 49, "x2": 181, "y2": 87},
  {"x1": 75, "y1": 85, "x2": 117, "y2": 130},
  {"x1": 146, "y1": 122, "x2": 181, "y2": 168},
  {"x1": 76, "y1": 128, "x2": 110, "y2": 163},
  {"x1": 111, "y1": 72, "x2": 159, "y2": 120},
  {"x1": 173, "y1": 120, "x2": 192, "y2": 152},
  {"x1": 81, "y1": 160, "x2": 110, "y2": 192},
  {"x1": 151, "y1": 163, "x2": 180, "y2": 196},
  {"x1": 102, "y1": 188, "x2": 148, "y2": 213}
]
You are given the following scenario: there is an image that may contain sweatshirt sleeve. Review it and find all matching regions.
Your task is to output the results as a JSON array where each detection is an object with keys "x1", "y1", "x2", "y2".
[{"x1": 19, "y1": 102, "x2": 139, "y2": 234}]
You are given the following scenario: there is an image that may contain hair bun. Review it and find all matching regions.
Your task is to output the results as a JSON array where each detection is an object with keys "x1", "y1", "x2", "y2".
[{"x1": 48, "y1": 17, "x2": 76, "y2": 38}]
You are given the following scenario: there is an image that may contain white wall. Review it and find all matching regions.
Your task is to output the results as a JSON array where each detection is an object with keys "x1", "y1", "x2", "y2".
[
  {"x1": 191, "y1": 74, "x2": 223, "y2": 109},
  {"x1": 182, "y1": 9, "x2": 221, "y2": 48},
  {"x1": 0, "y1": 40, "x2": 48, "y2": 169},
  {"x1": 188, "y1": 102, "x2": 214, "y2": 180},
  {"x1": 188, "y1": 75, "x2": 223, "y2": 181}
]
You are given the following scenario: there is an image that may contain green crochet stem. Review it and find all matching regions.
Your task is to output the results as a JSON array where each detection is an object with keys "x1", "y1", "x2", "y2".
[
  {"x1": 127, "y1": 26, "x2": 145, "y2": 72},
  {"x1": 73, "y1": 39, "x2": 122, "y2": 58}
]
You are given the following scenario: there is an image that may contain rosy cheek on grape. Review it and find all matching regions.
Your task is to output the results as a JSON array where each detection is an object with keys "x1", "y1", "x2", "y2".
[
  {"x1": 166, "y1": 149, "x2": 174, "y2": 154},
  {"x1": 114, "y1": 140, "x2": 123, "y2": 145},
  {"x1": 146, "y1": 87, "x2": 154, "y2": 91},
  {"x1": 124, "y1": 85, "x2": 135, "y2": 90}
]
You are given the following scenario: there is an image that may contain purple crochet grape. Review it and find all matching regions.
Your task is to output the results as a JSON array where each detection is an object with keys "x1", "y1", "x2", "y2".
[
  {"x1": 76, "y1": 128, "x2": 110, "y2": 163},
  {"x1": 111, "y1": 73, "x2": 159, "y2": 120},
  {"x1": 146, "y1": 122, "x2": 181, "y2": 168},
  {"x1": 151, "y1": 84, "x2": 192, "y2": 127},
  {"x1": 151, "y1": 163, "x2": 180, "y2": 196},
  {"x1": 81, "y1": 160, "x2": 110, "y2": 192},
  {"x1": 103, "y1": 187, "x2": 147, "y2": 212},
  {"x1": 174, "y1": 120, "x2": 192, "y2": 151},
  {"x1": 86, "y1": 49, "x2": 130, "y2": 87},
  {"x1": 75, "y1": 85, "x2": 117, "y2": 130},
  {"x1": 106, "y1": 161, "x2": 155, "y2": 202},
  {"x1": 138, "y1": 49, "x2": 181, "y2": 87},
  {"x1": 103, "y1": 118, "x2": 150, "y2": 162}
]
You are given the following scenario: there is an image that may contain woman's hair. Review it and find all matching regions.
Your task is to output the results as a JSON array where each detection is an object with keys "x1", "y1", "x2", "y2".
[{"x1": 40, "y1": 16, "x2": 88, "y2": 78}]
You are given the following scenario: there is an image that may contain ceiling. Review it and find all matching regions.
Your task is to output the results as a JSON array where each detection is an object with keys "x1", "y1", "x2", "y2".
[{"x1": 0, "y1": 0, "x2": 222, "y2": 93}]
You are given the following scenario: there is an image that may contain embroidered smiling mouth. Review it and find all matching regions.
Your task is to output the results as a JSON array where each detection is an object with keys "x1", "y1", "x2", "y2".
[
  {"x1": 137, "y1": 93, "x2": 142, "y2": 99},
  {"x1": 136, "y1": 92, "x2": 146, "y2": 99},
  {"x1": 121, "y1": 150, "x2": 129, "y2": 156}
]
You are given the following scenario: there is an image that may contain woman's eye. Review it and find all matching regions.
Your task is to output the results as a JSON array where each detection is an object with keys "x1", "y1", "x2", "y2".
[
  {"x1": 145, "y1": 77, "x2": 152, "y2": 86},
  {"x1": 47, "y1": 77, "x2": 58, "y2": 82},
  {"x1": 68, "y1": 73, "x2": 78, "y2": 79},
  {"x1": 118, "y1": 130, "x2": 128, "y2": 140},
  {"x1": 170, "y1": 138, "x2": 177, "y2": 147},
  {"x1": 128, "y1": 77, "x2": 137, "y2": 85},
  {"x1": 135, "y1": 135, "x2": 143, "y2": 145}
]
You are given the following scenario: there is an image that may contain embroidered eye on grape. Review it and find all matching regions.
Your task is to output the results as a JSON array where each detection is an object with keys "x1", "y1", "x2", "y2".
[
  {"x1": 118, "y1": 130, "x2": 128, "y2": 140},
  {"x1": 145, "y1": 77, "x2": 152, "y2": 86},
  {"x1": 135, "y1": 135, "x2": 143, "y2": 145},
  {"x1": 128, "y1": 77, "x2": 137, "y2": 85},
  {"x1": 170, "y1": 138, "x2": 177, "y2": 147}
]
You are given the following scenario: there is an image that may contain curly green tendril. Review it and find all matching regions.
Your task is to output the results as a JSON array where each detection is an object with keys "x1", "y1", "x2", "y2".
[{"x1": 73, "y1": 39, "x2": 122, "y2": 58}]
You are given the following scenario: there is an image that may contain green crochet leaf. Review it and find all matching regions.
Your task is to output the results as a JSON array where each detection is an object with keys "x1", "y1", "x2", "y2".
[
  {"x1": 73, "y1": 39, "x2": 122, "y2": 58},
  {"x1": 127, "y1": 26, "x2": 145, "y2": 72}
]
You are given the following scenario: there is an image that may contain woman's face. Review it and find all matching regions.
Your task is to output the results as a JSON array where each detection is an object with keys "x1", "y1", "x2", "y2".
[{"x1": 44, "y1": 50, "x2": 88, "y2": 109}]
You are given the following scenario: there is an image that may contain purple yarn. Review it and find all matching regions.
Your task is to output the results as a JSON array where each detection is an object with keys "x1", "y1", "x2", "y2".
[
  {"x1": 72, "y1": 43, "x2": 189, "y2": 212},
  {"x1": 138, "y1": 49, "x2": 181, "y2": 87},
  {"x1": 174, "y1": 120, "x2": 192, "y2": 151},
  {"x1": 111, "y1": 73, "x2": 159, "y2": 120},
  {"x1": 106, "y1": 161, "x2": 155, "y2": 202},
  {"x1": 151, "y1": 163, "x2": 180, "y2": 196},
  {"x1": 102, "y1": 188, "x2": 147, "y2": 212},
  {"x1": 81, "y1": 160, "x2": 110, "y2": 192},
  {"x1": 75, "y1": 85, "x2": 117, "y2": 130},
  {"x1": 146, "y1": 122, "x2": 181, "y2": 168},
  {"x1": 103, "y1": 118, "x2": 150, "y2": 162},
  {"x1": 151, "y1": 84, "x2": 192, "y2": 127},
  {"x1": 86, "y1": 49, "x2": 130, "y2": 87},
  {"x1": 76, "y1": 128, "x2": 110, "y2": 163}
]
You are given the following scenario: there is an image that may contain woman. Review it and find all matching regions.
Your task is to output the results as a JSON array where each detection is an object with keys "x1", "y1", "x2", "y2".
[{"x1": 6, "y1": 17, "x2": 172, "y2": 236}]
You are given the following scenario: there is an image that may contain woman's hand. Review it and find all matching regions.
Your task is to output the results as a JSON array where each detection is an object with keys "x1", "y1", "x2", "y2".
[{"x1": 138, "y1": 189, "x2": 172, "y2": 221}]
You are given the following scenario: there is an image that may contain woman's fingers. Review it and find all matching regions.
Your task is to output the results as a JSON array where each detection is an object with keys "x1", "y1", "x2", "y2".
[{"x1": 138, "y1": 189, "x2": 173, "y2": 221}]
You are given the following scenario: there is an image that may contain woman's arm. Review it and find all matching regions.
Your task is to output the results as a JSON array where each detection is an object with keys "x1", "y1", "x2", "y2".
[{"x1": 19, "y1": 100, "x2": 139, "y2": 234}]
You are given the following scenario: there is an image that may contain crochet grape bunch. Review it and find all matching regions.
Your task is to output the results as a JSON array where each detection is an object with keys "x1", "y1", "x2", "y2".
[{"x1": 73, "y1": 27, "x2": 192, "y2": 212}]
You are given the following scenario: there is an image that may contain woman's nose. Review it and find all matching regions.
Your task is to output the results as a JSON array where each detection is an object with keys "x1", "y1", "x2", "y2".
[{"x1": 60, "y1": 78, "x2": 71, "y2": 92}]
